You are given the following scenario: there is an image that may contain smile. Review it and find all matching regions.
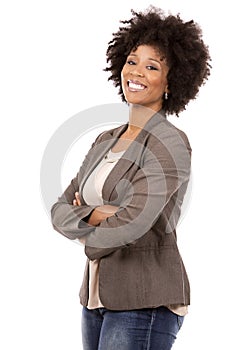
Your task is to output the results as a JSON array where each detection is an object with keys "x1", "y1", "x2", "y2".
[{"x1": 127, "y1": 80, "x2": 147, "y2": 91}]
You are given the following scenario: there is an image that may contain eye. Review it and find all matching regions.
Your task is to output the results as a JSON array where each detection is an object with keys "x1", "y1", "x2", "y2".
[
  {"x1": 127, "y1": 60, "x2": 136, "y2": 65},
  {"x1": 146, "y1": 65, "x2": 158, "y2": 71}
]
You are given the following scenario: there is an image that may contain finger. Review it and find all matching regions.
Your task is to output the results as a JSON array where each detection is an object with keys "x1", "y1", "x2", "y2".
[
  {"x1": 75, "y1": 192, "x2": 81, "y2": 206},
  {"x1": 73, "y1": 199, "x2": 77, "y2": 206}
]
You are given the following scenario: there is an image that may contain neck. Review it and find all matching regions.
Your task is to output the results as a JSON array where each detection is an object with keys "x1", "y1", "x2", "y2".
[{"x1": 127, "y1": 104, "x2": 161, "y2": 133}]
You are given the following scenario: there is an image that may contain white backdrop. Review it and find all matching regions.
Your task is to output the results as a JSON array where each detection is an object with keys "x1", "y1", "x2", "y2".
[{"x1": 0, "y1": 0, "x2": 232, "y2": 349}]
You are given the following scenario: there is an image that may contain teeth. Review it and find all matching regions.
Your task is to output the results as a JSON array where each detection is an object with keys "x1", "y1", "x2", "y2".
[{"x1": 128, "y1": 81, "x2": 145, "y2": 90}]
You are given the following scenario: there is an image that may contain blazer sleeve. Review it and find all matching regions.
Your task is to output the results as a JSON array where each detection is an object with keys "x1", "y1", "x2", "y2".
[
  {"x1": 84, "y1": 128, "x2": 192, "y2": 260},
  {"x1": 51, "y1": 131, "x2": 105, "y2": 241},
  {"x1": 51, "y1": 125, "x2": 191, "y2": 261}
]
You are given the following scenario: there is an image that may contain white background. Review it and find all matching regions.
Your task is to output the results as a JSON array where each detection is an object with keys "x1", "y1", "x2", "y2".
[{"x1": 0, "y1": 0, "x2": 232, "y2": 349}]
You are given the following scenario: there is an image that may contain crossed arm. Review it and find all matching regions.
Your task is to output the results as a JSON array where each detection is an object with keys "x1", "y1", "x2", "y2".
[
  {"x1": 51, "y1": 127, "x2": 191, "y2": 260},
  {"x1": 73, "y1": 191, "x2": 119, "y2": 226}
]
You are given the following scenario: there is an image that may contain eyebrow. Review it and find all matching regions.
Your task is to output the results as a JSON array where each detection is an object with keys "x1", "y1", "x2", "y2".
[{"x1": 128, "y1": 53, "x2": 162, "y2": 65}]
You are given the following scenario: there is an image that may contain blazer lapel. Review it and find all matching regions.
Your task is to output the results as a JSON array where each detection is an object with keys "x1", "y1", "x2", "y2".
[
  {"x1": 102, "y1": 128, "x2": 148, "y2": 202},
  {"x1": 101, "y1": 110, "x2": 167, "y2": 202},
  {"x1": 79, "y1": 110, "x2": 166, "y2": 203},
  {"x1": 79, "y1": 123, "x2": 128, "y2": 199}
]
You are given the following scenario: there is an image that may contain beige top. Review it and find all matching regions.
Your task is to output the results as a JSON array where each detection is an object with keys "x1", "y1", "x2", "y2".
[{"x1": 82, "y1": 148, "x2": 188, "y2": 316}]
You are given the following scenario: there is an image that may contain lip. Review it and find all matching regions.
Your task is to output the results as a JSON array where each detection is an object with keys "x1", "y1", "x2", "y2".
[{"x1": 127, "y1": 79, "x2": 147, "y2": 92}]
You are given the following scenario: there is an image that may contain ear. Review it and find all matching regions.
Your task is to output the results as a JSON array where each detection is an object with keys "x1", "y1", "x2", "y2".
[{"x1": 165, "y1": 84, "x2": 170, "y2": 94}]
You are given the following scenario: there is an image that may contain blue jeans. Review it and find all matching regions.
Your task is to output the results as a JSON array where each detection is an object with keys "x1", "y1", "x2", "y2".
[{"x1": 81, "y1": 306, "x2": 184, "y2": 350}]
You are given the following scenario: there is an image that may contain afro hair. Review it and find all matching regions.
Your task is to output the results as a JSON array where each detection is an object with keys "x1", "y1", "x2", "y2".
[{"x1": 105, "y1": 6, "x2": 211, "y2": 115}]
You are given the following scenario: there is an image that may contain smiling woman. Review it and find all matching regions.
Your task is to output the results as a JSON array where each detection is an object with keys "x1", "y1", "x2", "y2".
[
  {"x1": 51, "y1": 5, "x2": 211, "y2": 350},
  {"x1": 105, "y1": 7, "x2": 211, "y2": 116},
  {"x1": 121, "y1": 45, "x2": 169, "y2": 111}
]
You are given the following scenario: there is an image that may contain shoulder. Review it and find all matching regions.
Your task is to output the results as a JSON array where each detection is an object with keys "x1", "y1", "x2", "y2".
[
  {"x1": 148, "y1": 117, "x2": 192, "y2": 155},
  {"x1": 167, "y1": 120, "x2": 192, "y2": 153}
]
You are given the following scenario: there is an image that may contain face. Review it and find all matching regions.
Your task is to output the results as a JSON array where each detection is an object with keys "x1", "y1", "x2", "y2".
[{"x1": 121, "y1": 45, "x2": 169, "y2": 111}]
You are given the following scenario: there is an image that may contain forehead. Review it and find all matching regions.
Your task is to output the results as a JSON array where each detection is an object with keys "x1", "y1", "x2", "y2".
[{"x1": 129, "y1": 44, "x2": 167, "y2": 63}]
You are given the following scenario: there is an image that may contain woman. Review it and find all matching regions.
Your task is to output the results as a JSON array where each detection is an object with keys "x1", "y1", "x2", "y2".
[{"x1": 51, "y1": 6, "x2": 211, "y2": 350}]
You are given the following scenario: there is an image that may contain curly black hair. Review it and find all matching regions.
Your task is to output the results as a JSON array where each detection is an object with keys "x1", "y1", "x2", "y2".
[{"x1": 105, "y1": 6, "x2": 211, "y2": 116}]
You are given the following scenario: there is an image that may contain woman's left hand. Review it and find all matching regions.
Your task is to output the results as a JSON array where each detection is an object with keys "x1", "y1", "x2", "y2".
[
  {"x1": 73, "y1": 192, "x2": 81, "y2": 206},
  {"x1": 72, "y1": 192, "x2": 85, "y2": 244},
  {"x1": 72, "y1": 192, "x2": 119, "y2": 226}
]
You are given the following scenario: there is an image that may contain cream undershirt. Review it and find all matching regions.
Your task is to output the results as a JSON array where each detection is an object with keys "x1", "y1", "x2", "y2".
[{"x1": 82, "y1": 148, "x2": 188, "y2": 316}]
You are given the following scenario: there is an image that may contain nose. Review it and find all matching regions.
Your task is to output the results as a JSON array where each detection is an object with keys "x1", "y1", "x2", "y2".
[{"x1": 130, "y1": 67, "x2": 144, "y2": 77}]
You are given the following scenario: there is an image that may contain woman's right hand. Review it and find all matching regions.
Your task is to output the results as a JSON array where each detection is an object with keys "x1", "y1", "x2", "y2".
[{"x1": 87, "y1": 205, "x2": 120, "y2": 226}]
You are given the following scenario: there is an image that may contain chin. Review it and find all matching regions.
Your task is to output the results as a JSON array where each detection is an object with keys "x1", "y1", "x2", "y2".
[
  {"x1": 126, "y1": 98, "x2": 147, "y2": 107},
  {"x1": 124, "y1": 94, "x2": 143, "y2": 105}
]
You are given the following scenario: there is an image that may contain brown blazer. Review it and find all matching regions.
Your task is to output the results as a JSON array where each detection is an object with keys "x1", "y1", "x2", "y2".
[{"x1": 51, "y1": 110, "x2": 192, "y2": 310}]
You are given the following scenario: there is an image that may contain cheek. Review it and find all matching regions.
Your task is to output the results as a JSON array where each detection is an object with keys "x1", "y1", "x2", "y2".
[
  {"x1": 120, "y1": 68, "x2": 128, "y2": 94},
  {"x1": 150, "y1": 75, "x2": 167, "y2": 91},
  {"x1": 121, "y1": 66, "x2": 128, "y2": 81},
  {"x1": 147, "y1": 77, "x2": 162, "y2": 92}
]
